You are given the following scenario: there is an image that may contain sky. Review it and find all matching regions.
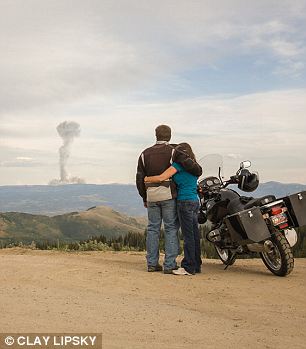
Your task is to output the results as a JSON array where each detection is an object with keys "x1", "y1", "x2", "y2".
[{"x1": 0, "y1": 0, "x2": 306, "y2": 185}]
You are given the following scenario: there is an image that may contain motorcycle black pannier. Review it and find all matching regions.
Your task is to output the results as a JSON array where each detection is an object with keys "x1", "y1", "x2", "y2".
[
  {"x1": 224, "y1": 207, "x2": 271, "y2": 244},
  {"x1": 282, "y1": 191, "x2": 306, "y2": 227}
]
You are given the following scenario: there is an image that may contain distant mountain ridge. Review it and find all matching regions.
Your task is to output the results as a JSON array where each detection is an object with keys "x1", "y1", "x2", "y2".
[
  {"x1": 0, "y1": 182, "x2": 305, "y2": 217},
  {"x1": 251, "y1": 181, "x2": 306, "y2": 198},
  {"x1": 0, "y1": 184, "x2": 146, "y2": 216}
]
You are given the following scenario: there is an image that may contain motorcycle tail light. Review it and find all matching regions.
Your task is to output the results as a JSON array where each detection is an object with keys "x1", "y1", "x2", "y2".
[
  {"x1": 271, "y1": 206, "x2": 282, "y2": 215},
  {"x1": 271, "y1": 213, "x2": 288, "y2": 226}
]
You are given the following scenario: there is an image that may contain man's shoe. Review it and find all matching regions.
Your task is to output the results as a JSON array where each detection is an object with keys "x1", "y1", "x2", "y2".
[
  {"x1": 172, "y1": 267, "x2": 194, "y2": 276},
  {"x1": 163, "y1": 265, "x2": 179, "y2": 274},
  {"x1": 147, "y1": 264, "x2": 163, "y2": 272}
]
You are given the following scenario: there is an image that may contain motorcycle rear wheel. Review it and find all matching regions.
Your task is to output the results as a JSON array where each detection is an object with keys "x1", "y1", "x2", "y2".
[
  {"x1": 215, "y1": 246, "x2": 236, "y2": 266},
  {"x1": 260, "y1": 232, "x2": 294, "y2": 276}
]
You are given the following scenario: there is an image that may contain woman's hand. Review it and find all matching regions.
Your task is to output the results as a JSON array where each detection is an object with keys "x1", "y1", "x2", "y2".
[{"x1": 144, "y1": 176, "x2": 149, "y2": 182}]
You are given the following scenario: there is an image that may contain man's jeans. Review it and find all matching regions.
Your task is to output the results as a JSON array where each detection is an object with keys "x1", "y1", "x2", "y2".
[
  {"x1": 177, "y1": 200, "x2": 202, "y2": 274},
  {"x1": 147, "y1": 199, "x2": 179, "y2": 270}
]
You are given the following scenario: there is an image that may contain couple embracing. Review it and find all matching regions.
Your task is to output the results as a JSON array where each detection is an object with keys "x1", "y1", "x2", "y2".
[{"x1": 136, "y1": 125, "x2": 203, "y2": 276}]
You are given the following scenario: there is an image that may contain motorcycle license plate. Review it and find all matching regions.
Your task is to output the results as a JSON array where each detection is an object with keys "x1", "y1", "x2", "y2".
[{"x1": 271, "y1": 213, "x2": 287, "y2": 226}]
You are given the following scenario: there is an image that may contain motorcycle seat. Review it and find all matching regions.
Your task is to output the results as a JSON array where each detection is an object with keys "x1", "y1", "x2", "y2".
[{"x1": 244, "y1": 195, "x2": 276, "y2": 209}]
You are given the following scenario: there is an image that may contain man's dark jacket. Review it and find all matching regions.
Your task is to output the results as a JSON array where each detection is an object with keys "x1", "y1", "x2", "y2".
[{"x1": 136, "y1": 142, "x2": 202, "y2": 202}]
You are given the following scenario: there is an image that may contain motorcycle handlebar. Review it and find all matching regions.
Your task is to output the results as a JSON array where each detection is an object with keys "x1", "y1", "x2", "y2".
[
  {"x1": 198, "y1": 174, "x2": 240, "y2": 191},
  {"x1": 231, "y1": 175, "x2": 239, "y2": 182},
  {"x1": 223, "y1": 175, "x2": 239, "y2": 187}
]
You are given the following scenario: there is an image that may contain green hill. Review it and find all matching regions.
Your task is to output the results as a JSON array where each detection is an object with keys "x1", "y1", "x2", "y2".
[{"x1": 0, "y1": 206, "x2": 146, "y2": 244}]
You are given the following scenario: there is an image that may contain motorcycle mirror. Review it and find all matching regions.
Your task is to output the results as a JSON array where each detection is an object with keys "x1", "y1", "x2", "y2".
[{"x1": 240, "y1": 160, "x2": 251, "y2": 169}]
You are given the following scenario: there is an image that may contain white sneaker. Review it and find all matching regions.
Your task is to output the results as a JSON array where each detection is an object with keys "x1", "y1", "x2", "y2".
[{"x1": 172, "y1": 267, "x2": 193, "y2": 276}]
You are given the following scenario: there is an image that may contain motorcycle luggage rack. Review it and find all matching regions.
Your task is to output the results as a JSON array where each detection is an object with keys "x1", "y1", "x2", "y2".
[
  {"x1": 281, "y1": 191, "x2": 306, "y2": 227},
  {"x1": 224, "y1": 207, "x2": 271, "y2": 244}
]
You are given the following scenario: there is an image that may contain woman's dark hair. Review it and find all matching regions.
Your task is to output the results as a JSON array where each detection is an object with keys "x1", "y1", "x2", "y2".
[
  {"x1": 176, "y1": 142, "x2": 196, "y2": 161},
  {"x1": 155, "y1": 125, "x2": 171, "y2": 141}
]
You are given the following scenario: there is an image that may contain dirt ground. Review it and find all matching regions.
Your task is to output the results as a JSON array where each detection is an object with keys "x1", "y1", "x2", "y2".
[{"x1": 0, "y1": 248, "x2": 305, "y2": 349}]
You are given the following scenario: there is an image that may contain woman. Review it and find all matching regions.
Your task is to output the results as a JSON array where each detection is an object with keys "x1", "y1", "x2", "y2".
[{"x1": 145, "y1": 143, "x2": 202, "y2": 276}]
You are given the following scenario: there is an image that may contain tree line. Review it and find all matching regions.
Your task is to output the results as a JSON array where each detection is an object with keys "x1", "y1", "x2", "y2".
[{"x1": 0, "y1": 226, "x2": 305, "y2": 258}]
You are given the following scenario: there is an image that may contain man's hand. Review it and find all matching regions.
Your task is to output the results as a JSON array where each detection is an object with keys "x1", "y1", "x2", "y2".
[
  {"x1": 144, "y1": 201, "x2": 148, "y2": 208},
  {"x1": 174, "y1": 150, "x2": 202, "y2": 177}
]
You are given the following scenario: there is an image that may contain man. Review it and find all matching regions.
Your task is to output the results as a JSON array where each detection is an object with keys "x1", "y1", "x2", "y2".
[{"x1": 136, "y1": 125, "x2": 202, "y2": 273}]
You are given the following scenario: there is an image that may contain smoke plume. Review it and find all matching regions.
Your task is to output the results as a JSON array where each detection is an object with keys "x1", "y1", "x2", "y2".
[{"x1": 49, "y1": 121, "x2": 85, "y2": 185}]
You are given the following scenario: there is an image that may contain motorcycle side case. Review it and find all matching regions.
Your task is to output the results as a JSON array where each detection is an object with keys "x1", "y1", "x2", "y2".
[
  {"x1": 224, "y1": 207, "x2": 271, "y2": 244},
  {"x1": 282, "y1": 191, "x2": 306, "y2": 227}
]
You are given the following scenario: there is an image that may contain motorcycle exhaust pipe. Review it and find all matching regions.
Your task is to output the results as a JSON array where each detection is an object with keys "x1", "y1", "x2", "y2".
[
  {"x1": 247, "y1": 240, "x2": 274, "y2": 253},
  {"x1": 247, "y1": 243, "x2": 265, "y2": 252}
]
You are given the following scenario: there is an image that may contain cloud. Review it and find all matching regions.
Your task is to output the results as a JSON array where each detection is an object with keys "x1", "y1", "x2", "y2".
[
  {"x1": 273, "y1": 60, "x2": 305, "y2": 77},
  {"x1": 0, "y1": 2, "x2": 165, "y2": 114},
  {"x1": 0, "y1": 1, "x2": 306, "y2": 184},
  {"x1": 16, "y1": 157, "x2": 33, "y2": 161},
  {"x1": 0, "y1": 0, "x2": 305, "y2": 115},
  {"x1": 0, "y1": 157, "x2": 42, "y2": 167},
  {"x1": 242, "y1": 19, "x2": 306, "y2": 76},
  {"x1": 1, "y1": 88, "x2": 305, "y2": 184}
]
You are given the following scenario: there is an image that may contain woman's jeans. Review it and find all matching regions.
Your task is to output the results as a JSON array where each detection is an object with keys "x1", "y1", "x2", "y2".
[
  {"x1": 177, "y1": 200, "x2": 202, "y2": 274},
  {"x1": 147, "y1": 199, "x2": 179, "y2": 270}
]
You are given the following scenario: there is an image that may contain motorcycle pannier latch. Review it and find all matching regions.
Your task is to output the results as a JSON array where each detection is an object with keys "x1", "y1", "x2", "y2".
[{"x1": 298, "y1": 193, "x2": 303, "y2": 200}]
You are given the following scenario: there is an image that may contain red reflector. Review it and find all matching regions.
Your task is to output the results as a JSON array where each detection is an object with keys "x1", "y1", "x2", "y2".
[
  {"x1": 271, "y1": 206, "x2": 282, "y2": 215},
  {"x1": 279, "y1": 223, "x2": 288, "y2": 229}
]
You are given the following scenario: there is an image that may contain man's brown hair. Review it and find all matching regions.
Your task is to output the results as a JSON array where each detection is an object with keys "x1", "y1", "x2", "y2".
[{"x1": 155, "y1": 125, "x2": 171, "y2": 142}]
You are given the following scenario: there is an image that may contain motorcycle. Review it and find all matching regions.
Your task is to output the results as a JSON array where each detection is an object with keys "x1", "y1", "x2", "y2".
[{"x1": 197, "y1": 154, "x2": 306, "y2": 276}]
